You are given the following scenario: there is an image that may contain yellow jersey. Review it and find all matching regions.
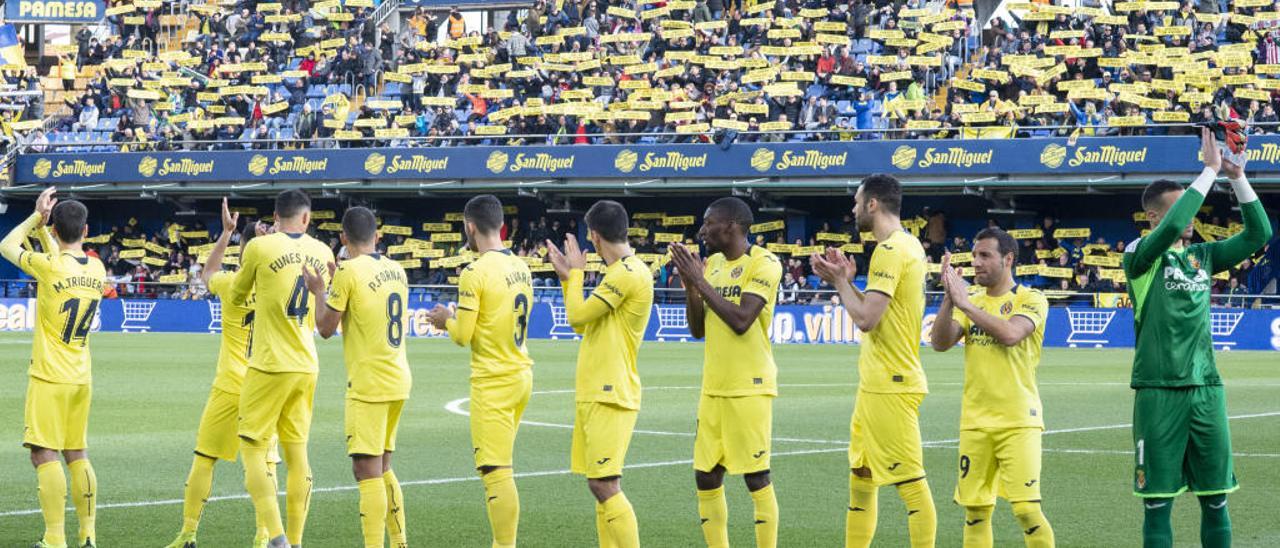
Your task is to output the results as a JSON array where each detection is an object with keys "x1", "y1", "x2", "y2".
[
  {"x1": 564, "y1": 255, "x2": 654, "y2": 409},
  {"x1": 0, "y1": 213, "x2": 106, "y2": 385},
  {"x1": 859, "y1": 230, "x2": 927, "y2": 394},
  {"x1": 451, "y1": 249, "x2": 534, "y2": 378},
  {"x1": 327, "y1": 253, "x2": 412, "y2": 402},
  {"x1": 701, "y1": 246, "x2": 782, "y2": 397},
  {"x1": 954, "y1": 285, "x2": 1048, "y2": 430},
  {"x1": 228, "y1": 232, "x2": 334, "y2": 374},
  {"x1": 208, "y1": 271, "x2": 255, "y2": 394}
]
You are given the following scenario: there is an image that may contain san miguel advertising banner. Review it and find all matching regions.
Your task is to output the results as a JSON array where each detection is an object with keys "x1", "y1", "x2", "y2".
[
  {"x1": 18, "y1": 135, "x2": 1280, "y2": 184},
  {"x1": 1, "y1": 298, "x2": 1276, "y2": 351},
  {"x1": 5, "y1": 0, "x2": 105, "y2": 22}
]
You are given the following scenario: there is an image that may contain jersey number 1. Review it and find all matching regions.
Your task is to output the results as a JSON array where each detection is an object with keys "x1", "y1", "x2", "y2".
[{"x1": 59, "y1": 298, "x2": 98, "y2": 346}]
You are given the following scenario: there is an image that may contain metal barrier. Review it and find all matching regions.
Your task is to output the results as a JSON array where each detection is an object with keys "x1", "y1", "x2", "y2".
[
  {"x1": 22, "y1": 120, "x2": 1266, "y2": 153},
  {"x1": 0, "y1": 280, "x2": 1275, "y2": 309}
]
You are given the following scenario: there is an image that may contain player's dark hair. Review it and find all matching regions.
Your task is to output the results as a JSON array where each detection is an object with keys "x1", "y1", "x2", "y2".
[
  {"x1": 274, "y1": 189, "x2": 311, "y2": 219},
  {"x1": 860, "y1": 173, "x2": 902, "y2": 216},
  {"x1": 50, "y1": 199, "x2": 88, "y2": 243},
  {"x1": 1141, "y1": 179, "x2": 1184, "y2": 212},
  {"x1": 239, "y1": 217, "x2": 258, "y2": 246},
  {"x1": 974, "y1": 227, "x2": 1018, "y2": 262},
  {"x1": 584, "y1": 200, "x2": 629, "y2": 243},
  {"x1": 464, "y1": 194, "x2": 504, "y2": 233},
  {"x1": 342, "y1": 206, "x2": 378, "y2": 244},
  {"x1": 706, "y1": 196, "x2": 753, "y2": 233}
]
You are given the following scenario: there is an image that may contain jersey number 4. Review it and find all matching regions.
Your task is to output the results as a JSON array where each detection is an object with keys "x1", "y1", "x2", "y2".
[
  {"x1": 59, "y1": 298, "x2": 99, "y2": 346},
  {"x1": 287, "y1": 276, "x2": 311, "y2": 324}
]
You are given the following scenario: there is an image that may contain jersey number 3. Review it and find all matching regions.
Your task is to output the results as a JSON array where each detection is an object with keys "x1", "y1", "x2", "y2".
[{"x1": 513, "y1": 293, "x2": 529, "y2": 347}]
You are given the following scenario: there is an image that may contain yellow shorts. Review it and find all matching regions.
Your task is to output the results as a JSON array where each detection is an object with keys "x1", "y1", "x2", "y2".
[
  {"x1": 195, "y1": 387, "x2": 281, "y2": 463},
  {"x1": 23, "y1": 377, "x2": 91, "y2": 451},
  {"x1": 694, "y1": 394, "x2": 773, "y2": 475},
  {"x1": 470, "y1": 369, "x2": 532, "y2": 469},
  {"x1": 571, "y1": 402, "x2": 638, "y2": 479},
  {"x1": 849, "y1": 391, "x2": 926, "y2": 486},
  {"x1": 954, "y1": 427, "x2": 1044, "y2": 506},
  {"x1": 346, "y1": 398, "x2": 405, "y2": 457},
  {"x1": 238, "y1": 370, "x2": 317, "y2": 444}
]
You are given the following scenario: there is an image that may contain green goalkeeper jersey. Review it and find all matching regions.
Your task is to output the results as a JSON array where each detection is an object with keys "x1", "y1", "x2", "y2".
[{"x1": 1124, "y1": 189, "x2": 1271, "y2": 389}]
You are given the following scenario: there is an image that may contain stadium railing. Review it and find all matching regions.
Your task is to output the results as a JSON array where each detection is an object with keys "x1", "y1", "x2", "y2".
[
  {"x1": 18, "y1": 121, "x2": 1265, "y2": 153},
  {"x1": 1, "y1": 280, "x2": 1274, "y2": 309}
]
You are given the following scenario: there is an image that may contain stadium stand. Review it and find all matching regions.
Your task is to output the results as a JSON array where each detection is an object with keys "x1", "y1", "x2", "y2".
[{"x1": 16, "y1": 0, "x2": 1280, "y2": 152}]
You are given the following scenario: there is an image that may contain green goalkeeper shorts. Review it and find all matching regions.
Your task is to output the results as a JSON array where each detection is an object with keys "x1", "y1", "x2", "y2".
[{"x1": 1132, "y1": 385, "x2": 1239, "y2": 498}]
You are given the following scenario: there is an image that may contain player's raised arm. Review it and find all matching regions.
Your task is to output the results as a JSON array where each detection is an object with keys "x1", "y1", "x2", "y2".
[
  {"x1": 1128, "y1": 127, "x2": 1221, "y2": 276},
  {"x1": 547, "y1": 237, "x2": 610, "y2": 333},
  {"x1": 226, "y1": 234, "x2": 261, "y2": 306},
  {"x1": 929, "y1": 252, "x2": 965, "y2": 351},
  {"x1": 201, "y1": 198, "x2": 240, "y2": 287},
  {"x1": 813, "y1": 246, "x2": 892, "y2": 332},
  {"x1": 0, "y1": 186, "x2": 58, "y2": 277},
  {"x1": 669, "y1": 244, "x2": 708, "y2": 339},
  {"x1": 429, "y1": 265, "x2": 480, "y2": 346},
  {"x1": 1207, "y1": 160, "x2": 1274, "y2": 270},
  {"x1": 671, "y1": 242, "x2": 764, "y2": 336},
  {"x1": 305, "y1": 262, "x2": 340, "y2": 338}
]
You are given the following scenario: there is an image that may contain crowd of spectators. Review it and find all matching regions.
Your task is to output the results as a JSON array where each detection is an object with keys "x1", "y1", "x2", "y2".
[{"x1": 21, "y1": 0, "x2": 1280, "y2": 153}]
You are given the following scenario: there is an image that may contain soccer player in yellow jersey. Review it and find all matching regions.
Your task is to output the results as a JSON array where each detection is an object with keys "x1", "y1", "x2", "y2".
[
  {"x1": 167, "y1": 199, "x2": 281, "y2": 548},
  {"x1": 229, "y1": 189, "x2": 335, "y2": 548},
  {"x1": 428, "y1": 194, "x2": 534, "y2": 548},
  {"x1": 668, "y1": 197, "x2": 782, "y2": 548},
  {"x1": 930, "y1": 228, "x2": 1054, "y2": 548},
  {"x1": 1, "y1": 187, "x2": 105, "y2": 548},
  {"x1": 545, "y1": 200, "x2": 654, "y2": 548},
  {"x1": 305, "y1": 206, "x2": 411, "y2": 548},
  {"x1": 811, "y1": 174, "x2": 935, "y2": 548}
]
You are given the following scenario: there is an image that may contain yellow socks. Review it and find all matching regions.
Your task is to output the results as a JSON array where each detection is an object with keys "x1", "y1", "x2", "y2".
[
  {"x1": 962, "y1": 505, "x2": 994, "y2": 548},
  {"x1": 845, "y1": 474, "x2": 878, "y2": 548},
  {"x1": 1012, "y1": 501, "x2": 1055, "y2": 548},
  {"x1": 482, "y1": 467, "x2": 519, "y2": 548},
  {"x1": 67, "y1": 459, "x2": 96, "y2": 544},
  {"x1": 181, "y1": 455, "x2": 216, "y2": 534},
  {"x1": 258, "y1": 461, "x2": 278, "y2": 538},
  {"x1": 600, "y1": 492, "x2": 639, "y2": 548},
  {"x1": 384, "y1": 470, "x2": 407, "y2": 547},
  {"x1": 896, "y1": 479, "x2": 937, "y2": 548},
  {"x1": 696, "y1": 486, "x2": 729, "y2": 548},
  {"x1": 282, "y1": 442, "x2": 312, "y2": 546},
  {"x1": 242, "y1": 441, "x2": 285, "y2": 539},
  {"x1": 750, "y1": 484, "x2": 779, "y2": 548},
  {"x1": 358, "y1": 478, "x2": 387, "y2": 548},
  {"x1": 36, "y1": 461, "x2": 67, "y2": 546},
  {"x1": 595, "y1": 502, "x2": 617, "y2": 548}
]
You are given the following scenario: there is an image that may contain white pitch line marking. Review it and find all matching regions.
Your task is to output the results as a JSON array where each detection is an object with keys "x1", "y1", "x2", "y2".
[{"x1": 0, "y1": 385, "x2": 1274, "y2": 518}]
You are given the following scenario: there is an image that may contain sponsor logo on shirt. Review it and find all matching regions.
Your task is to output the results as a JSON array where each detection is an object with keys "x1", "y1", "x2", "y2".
[{"x1": 1162, "y1": 264, "x2": 1209, "y2": 292}]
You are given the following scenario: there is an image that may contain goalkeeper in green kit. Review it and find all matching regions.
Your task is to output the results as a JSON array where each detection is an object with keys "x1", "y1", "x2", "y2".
[{"x1": 1124, "y1": 124, "x2": 1272, "y2": 548}]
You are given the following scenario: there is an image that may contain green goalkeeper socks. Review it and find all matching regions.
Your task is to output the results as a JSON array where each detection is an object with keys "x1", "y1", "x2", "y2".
[
  {"x1": 1198, "y1": 494, "x2": 1231, "y2": 548},
  {"x1": 1142, "y1": 498, "x2": 1173, "y2": 548}
]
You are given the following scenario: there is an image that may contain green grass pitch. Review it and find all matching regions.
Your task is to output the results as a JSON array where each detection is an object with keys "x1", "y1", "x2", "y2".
[{"x1": 0, "y1": 332, "x2": 1277, "y2": 547}]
